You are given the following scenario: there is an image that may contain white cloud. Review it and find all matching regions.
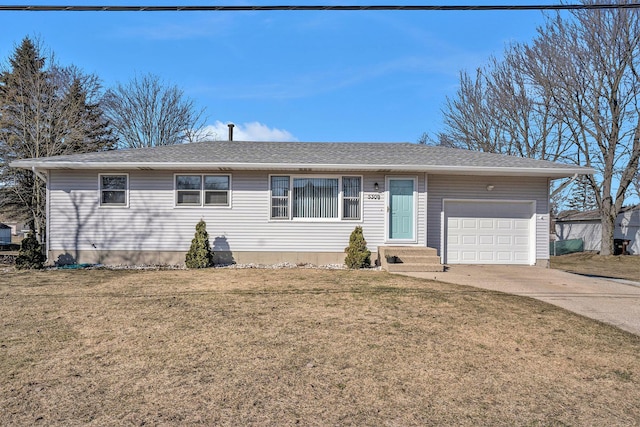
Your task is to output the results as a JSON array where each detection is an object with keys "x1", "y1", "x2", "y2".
[{"x1": 198, "y1": 121, "x2": 298, "y2": 142}]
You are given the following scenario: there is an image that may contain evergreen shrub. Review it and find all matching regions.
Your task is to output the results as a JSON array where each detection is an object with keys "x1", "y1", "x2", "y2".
[
  {"x1": 15, "y1": 231, "x2": 45, "y2": 270},
  {"x1": 344, "y1": 226, "x2": 371, "y2": 269},
  {"x1": 185, "y1": 220, "x2": 214, "y2": 268}
]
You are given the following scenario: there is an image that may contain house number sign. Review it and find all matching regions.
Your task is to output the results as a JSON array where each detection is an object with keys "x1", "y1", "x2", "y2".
[{"x1": 367, "y1": 194, "x2": 381, "y2": 200}]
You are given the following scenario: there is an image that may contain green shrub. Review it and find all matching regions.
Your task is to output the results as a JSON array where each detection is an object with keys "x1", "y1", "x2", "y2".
[
  {"x1": 15, "y1": 231, "x2": 45, "y2": 270},
  {"x1": 344, "y1": 226, "x2": 371, "y2": 269},
  {"x1": 185, "y1": 220, "x2": 214, "y2": 269}
]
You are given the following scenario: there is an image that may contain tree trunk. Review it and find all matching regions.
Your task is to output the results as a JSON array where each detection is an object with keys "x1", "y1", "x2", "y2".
[{"x1": 600, "y1": 208, "x2": 616, "y2": 256}]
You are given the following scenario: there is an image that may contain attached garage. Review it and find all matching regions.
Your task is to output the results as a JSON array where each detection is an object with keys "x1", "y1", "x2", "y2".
[{"x1": 444, "y1": 200, "x2": 535, "y2": 265}]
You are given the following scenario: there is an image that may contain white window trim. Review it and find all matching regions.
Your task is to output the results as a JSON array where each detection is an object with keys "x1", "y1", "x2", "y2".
[
  {"x1": 98, "y1": 173, "x2": 129, "y2": 208},
  {"x1": 268, "y1": 174, "x2": 363, "y2": 222},
  {"x1": 269, "y1": 175, "x2": 291, "y2": 220},
  {"x1": 174, "y1": 173, "x2": 232, "y2": 208},
  {"x1": 342, "y1": 175, "x2": 363, "y2": 221}
]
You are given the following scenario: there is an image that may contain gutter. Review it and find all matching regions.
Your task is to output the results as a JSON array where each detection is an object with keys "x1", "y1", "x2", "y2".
[{"x1": 11, "y1": 161, "x2": 594, "y2": 178}]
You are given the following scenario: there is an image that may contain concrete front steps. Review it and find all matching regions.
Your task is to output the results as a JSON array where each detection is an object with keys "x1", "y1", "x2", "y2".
[{"x1": 378, "y1": 246, "x2": 444, "y2": 272}]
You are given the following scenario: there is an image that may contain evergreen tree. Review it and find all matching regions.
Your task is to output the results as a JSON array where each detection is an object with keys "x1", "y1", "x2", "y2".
[
  {"x1": 185, "y1": 220, "x2": 214, "y2": 268},
  {"x1": 0, "y1": 37, "x2": 115, "y2": 243},
  {"x1": 567, "y1": 176, "x2": 598, "y2": 212},
  {"x1": 344, "y1": 226, "x2": 371, "y2": 269},
  {"x1": 57, "y1": 71, "x2": 115, "y2": 154},
  {"x1": 0, "y1": 38, "x2": 53, "y2": 242}
]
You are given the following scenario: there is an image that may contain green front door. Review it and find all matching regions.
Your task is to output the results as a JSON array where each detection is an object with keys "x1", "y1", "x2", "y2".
[{"x1": 389, "y1": 179, "x2": 414, "y2": 240}]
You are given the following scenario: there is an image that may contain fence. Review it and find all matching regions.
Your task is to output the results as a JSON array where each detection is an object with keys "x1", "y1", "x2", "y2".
[{"x1": 550, "y1": 238, "x2": 584, "y2": 256}]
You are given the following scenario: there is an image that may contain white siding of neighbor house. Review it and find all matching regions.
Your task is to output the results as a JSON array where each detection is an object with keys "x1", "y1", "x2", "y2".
[
  {"x1": 555, "y1": 209, "x2": 640, "y2": 255},
  {"x1": 555, "y1": 221, "x2": 602, "y2": 252},
  {"x1": 427, "y1": 175, "x2": 550, "y2": 261},
  {"x1": 617, "y1": 209, "x2": 640, "y2": 255},
  {"x1": 48, "y1": 170, "x2": 427, "y2": 255}
]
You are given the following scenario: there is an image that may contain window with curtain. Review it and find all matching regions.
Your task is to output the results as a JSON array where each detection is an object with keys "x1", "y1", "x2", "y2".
[
  {"x1": 293, "y1": 178, "x2": 339, "y2": 219},
  {"x1": 270, "y1": 175, "x2": 362, "y2": 220}
]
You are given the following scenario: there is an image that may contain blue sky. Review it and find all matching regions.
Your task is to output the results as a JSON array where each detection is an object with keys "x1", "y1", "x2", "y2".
[{"x1": 0, "y1": 1, "x2": 562, "y2": 142}]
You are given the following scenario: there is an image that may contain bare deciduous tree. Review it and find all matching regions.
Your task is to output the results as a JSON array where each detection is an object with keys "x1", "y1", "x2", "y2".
[
  {"x1": 436, "y1": 47, "x2": 573, "y2": 164},
  {"x1": 527, "y1": 4, "x2": 640, "y2": 255},
  {"x1": 437, "y1": 67, "x2": 506, "y2": 154},
  {"x1": 103, "y1": 73, "x2": 207, "y2": 148},
  {"x1": 432, "y1": 1, "x2": 640, "y2": 255}
]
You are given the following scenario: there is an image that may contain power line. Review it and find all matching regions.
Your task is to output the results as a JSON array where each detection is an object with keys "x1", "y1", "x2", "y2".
[{"x1": 0, "y1": 4, "x2": 639, "y2": 12}]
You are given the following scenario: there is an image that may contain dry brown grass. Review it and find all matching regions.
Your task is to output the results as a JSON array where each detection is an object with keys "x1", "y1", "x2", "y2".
[
  {"x1": 551, "y1": 252, "x2": 640, "y2": 281},
  {"x1": 1, "y1": 268, "x2": 639, "y2": 426}
]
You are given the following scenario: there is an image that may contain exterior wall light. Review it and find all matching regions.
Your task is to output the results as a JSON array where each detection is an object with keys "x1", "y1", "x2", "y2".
[{"x1": 374, "y1": 182, "x2": 379, "y2": 191}]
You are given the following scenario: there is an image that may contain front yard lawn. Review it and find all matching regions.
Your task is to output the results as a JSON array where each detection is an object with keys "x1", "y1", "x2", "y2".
[
  {"x1": 551, "y1": 252, "x2": 639, "y2": 281},
  {"x1": 1, "y1": 268, "x2": 639, "y2": 425}
]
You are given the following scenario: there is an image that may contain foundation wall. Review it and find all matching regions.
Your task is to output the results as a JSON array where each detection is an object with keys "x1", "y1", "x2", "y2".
[{"x1": 49, "y1": 250, "x2": 362, "y2": 267}]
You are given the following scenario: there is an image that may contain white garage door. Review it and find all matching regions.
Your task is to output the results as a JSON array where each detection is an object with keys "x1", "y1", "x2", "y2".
[{"x1": 445, "y1": 201, "x2": 534, "y2": 265}]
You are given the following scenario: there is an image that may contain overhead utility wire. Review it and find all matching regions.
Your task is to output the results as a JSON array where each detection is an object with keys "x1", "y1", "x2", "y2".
[{"x1": 1, "y1": 4, "x2": 639, "y2": 12}]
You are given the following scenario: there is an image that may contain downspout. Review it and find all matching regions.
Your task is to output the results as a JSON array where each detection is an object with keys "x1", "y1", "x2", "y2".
[
  {"x1": 32, "y1": 166, "x2": 47, "y2": 183},
  {"x1": 550, "y1": 173, "x2": 579, "y2": 200},
  {"x1": 548, "y1": 173, "x2": 579, "y2": 264},
  {"x1": 31, "y1": 167, "x2": 49, "y2": 263}
]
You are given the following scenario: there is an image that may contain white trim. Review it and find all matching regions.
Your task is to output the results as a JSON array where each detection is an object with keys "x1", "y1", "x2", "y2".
[
  {"x1": 45, "y1": 170, "x2": 50, "y2": 260},
  {"x1": 173, "y1": 173, "x2": 232, "y2": 209},
  {"x1": 98, "y1": 173, "x2": 129, "y2": 208},
  {"x1": 11, "y1": 160, "x2": 593, "y2": 178},
  {"x1": 385, "y1": 176, "x2": 418, "y2": 244},
  {"x1": 267, "y1": 174, "x2": 364, "y2": 223},
  {"x1": 342, "y1": 175, "x2": 364, "y2": 221},
  {"x1": 424, "y1": 173, "x2": 429, "y2": 248},
  {"x1": 440, "y1": 207, "x2": 445, "y2": 264},
  {"x1": 441, "y1": 198, "x2": 536, "y2": 265},
  {"x1": 268, "y1": 174, "x2": 291, "y2": 221}
]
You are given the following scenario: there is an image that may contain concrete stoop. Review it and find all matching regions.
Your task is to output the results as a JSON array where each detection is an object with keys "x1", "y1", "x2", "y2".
[{"x1": 378, "y1": 246, "x2": 444, "y2": 272}]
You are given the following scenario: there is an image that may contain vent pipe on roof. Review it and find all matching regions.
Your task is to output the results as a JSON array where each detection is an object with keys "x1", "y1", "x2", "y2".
[{"x1": 228, "y1": 123, "x2": 235, "y2": 141}]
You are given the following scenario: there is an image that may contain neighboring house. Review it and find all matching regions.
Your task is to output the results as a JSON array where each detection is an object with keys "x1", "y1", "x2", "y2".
[
  {"x1": 555, "y1": 205, "x2": 640, "y2": 255},
  {"x1": 0, "y1": 223, "x2": 11, "y2": 245},
  {"x1": 10, "y1": 141, "x2": 590, "y2": 267},
  {"x1": 0, "y1": 216, "x2": 28, "y2": 237}
]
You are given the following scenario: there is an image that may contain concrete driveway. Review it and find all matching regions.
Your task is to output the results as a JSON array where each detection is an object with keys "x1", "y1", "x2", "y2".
[{"x1": 400, "y1": 265, "x2": 640, "y2": 336}]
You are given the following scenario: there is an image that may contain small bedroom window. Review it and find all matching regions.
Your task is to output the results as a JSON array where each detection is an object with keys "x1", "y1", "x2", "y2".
[
  {"x1": 175, "y1": 174, "x2": 231, "y2": 207},
  {"x1": 99, "y1": 174, "x2": 128, "y2": 207},
  {"x1": 204, "y1": 175, "x2": 230, "y2": 206},
  {"x1": 176, "y1": 175, "x2": 202, "y2": 206}
]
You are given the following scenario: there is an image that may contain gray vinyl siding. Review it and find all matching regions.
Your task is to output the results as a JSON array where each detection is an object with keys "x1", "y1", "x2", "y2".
[
  {"x1": 427, "y1": 175, "x2": 550, "y2": 260},
  {"x1": 48, "y1": 170, "x2": 409, "y2": 254}
]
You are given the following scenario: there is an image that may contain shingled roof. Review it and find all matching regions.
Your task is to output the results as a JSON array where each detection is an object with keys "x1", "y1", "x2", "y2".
[{"x1": 11, "y1": 140, "x2": 592, "y2": 177}]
